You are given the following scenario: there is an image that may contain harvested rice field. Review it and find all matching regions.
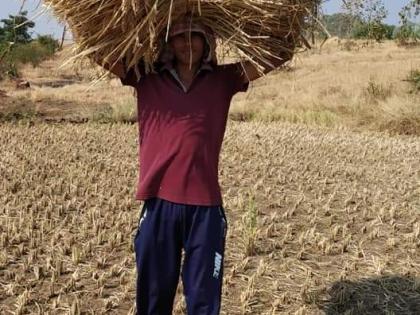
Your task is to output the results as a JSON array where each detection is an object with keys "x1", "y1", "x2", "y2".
[{"x1": 1, "y1": 121, "x2": 419, "y2": 314}]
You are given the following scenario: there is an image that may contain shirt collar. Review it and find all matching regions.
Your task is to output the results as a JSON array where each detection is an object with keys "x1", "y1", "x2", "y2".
[
  {"x1": 159, "y1": 62, "x2": 213, "y2": 93},
  {"x1": 159, "y1": 61, "x2": 214, "y2": 73}
]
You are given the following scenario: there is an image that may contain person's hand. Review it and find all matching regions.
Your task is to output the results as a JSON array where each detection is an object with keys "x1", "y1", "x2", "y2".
[
  {"x1": 265, "y1": 49, "x2": 294, "y2": 69},
  {"x1": 92, "y1": 53, "x2": 126, "y2": 78},
  {"x1": 240, "y1": 48, "x2": 294, "y2": 84}
]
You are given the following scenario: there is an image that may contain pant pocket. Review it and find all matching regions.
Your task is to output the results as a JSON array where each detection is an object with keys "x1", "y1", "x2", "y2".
[
  {"x1": 134, "y1": 203, "x2": 148, "y2": 241},
  {"x1": 218, "y1": 206, "x2": 228, "y2": 239}
]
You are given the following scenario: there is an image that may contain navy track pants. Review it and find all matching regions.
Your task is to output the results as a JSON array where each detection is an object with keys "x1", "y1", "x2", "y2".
[{"x1": 133, "y1": 197, "x2": 228, "y2": 315}]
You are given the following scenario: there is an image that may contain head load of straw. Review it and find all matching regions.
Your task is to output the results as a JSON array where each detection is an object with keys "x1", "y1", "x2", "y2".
[{"x1": 43, "y1": 0, "x2": 317, "y2": 79}]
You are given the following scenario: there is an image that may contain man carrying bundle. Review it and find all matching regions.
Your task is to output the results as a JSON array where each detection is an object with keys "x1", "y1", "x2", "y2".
[{"x1": 99, "y1": 15, "x2": 293, "y2": 315}]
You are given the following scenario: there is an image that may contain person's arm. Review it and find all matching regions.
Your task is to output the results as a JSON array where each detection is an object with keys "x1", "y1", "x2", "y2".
[
  {"x1": 92, "y1": 54, "x2": 126, "y2": 78},
  {"x1": 240, "y1": 49, "x2": 294, "y2": 84},
  {"x1": 93, "y1": 54, "x2": 146, "y2": 87}
]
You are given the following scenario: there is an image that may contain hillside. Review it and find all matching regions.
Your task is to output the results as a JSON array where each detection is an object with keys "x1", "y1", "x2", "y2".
[{"x1": 1, "y1": 40, "x2": 420, "y2": 135}]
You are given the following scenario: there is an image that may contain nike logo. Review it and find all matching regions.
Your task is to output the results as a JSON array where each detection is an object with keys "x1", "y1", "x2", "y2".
[{"x1": 213, "y1": 252, "x2": 222, "y2": 278}]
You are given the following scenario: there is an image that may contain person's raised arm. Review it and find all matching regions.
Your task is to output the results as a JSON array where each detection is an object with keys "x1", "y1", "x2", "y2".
[
  {"x1": 93, "y1": 55, "x2": 146, "y2": 87},
  {"x1": 92, "y1": 54, "x2": 126, "y2": 79},
  {"x1": 240, "y1": 49, "x2": 294, "y2": 84}
]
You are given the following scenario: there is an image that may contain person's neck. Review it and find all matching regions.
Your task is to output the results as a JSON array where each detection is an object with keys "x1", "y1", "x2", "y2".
[{"x1": 175, "y1": 61, "x2": 200, "y2": 81}]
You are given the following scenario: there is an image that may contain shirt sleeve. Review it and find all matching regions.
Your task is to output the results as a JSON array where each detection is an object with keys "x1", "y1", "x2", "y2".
[
  {"x1": 120, "y1": 58, "x2": 145, "y2": 87},
  {"x1": 220, "y1": 63, "x2": 249, "y2": 95}
]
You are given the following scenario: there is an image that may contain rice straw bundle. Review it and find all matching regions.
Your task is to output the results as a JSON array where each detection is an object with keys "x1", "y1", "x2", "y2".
[{"x1": 42, "y1": 0, "x2": 317, "y2": 79}]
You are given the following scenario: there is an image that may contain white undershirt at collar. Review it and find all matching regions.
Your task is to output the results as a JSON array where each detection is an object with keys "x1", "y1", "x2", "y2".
[{"x1": 161, "y1": 62, "x2": 213, "y2": 93}]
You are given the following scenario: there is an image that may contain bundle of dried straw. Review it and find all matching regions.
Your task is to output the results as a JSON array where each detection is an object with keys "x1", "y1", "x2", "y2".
[{"x1": 43, "y1": 0, "x2": 316, "y2": 78}]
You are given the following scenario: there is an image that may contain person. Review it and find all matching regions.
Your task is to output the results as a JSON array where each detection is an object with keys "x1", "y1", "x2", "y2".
[{"x1": 98, "y1": 15, "x2": 293, "y2": 315}]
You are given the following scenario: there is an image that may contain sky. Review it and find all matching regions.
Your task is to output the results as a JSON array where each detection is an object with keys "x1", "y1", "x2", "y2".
[{"x1": 0, "y1": 0, "x2": 416, "y2": 40}]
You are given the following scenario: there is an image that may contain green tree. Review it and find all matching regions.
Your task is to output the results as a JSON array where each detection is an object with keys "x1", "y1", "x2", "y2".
[
  {"x1": 352, "y1": 22, "x2": 395, "y2": 40},
  {"x1": 399, "y1": 0, "x2": 420, "y2": 24},
  {"x1": 398, "y1": 0, "x2": 420, "y2": 44},
  {"x1": 0, "y1": 27, "x2": 5, "y2": 41},
  {"x1": 341, "y1": 0, "x2": 389, "y2": 41},
  {"x1": 394, "y1": 22, "x2": 420, "y2": 44},
  {"x1": 0, "y1": 10, "x2": 35, "y2": 44},
  {"x1": 36, "y1": 34, "x2": 60, "y2": 54},
  {"x1": 322, "y1": 13, "x2": 360, "y2": 38},
  {"x1": 307, "y1": 0, "x2": 328, "y2": 43},
  {"x1": 383, "y1": 24, "x2": 396, "y2": 39},
  {"x1": 0, "y1": 11, "x2": 58, "y2": 79}
]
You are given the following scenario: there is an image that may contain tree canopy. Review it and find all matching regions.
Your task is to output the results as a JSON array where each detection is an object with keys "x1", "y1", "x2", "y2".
[
  {"x1": 0, "y1": 10, "x2": 35, "y2": 44},
  {"x1": 400, "y1": 0, "x2": 420, "y2": 24}
]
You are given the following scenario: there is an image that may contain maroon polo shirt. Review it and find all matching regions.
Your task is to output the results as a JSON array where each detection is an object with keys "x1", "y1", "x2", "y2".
[{"x1": 121, "y1": 63, "x2": 248, "y2": 206}]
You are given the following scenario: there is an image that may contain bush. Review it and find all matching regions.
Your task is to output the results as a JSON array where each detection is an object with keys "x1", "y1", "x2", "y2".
[
  {"x1": 321, "y1": 13, "x2": 359, "y2": 38},
  {"x1": 10, "y1": 42, "x2": 49, "y2": 66},
  {"x1": 0, "y1": 42, "x2": 18, "y2": 79},
  {"x1": 394, "y1": 24, "x2": 420, "y2": 46},
  {"x1": 383, "y1": 24, "x2": 396, "y2": 40},
  {"x1": 364, "y1": 79, "x2": 393, "y2": 102},
  {"x1": 352, "y1": 22, "x2": 394, "y2": 42},
  {"x1": 341, "y1": 39, "x2": 359, "y2": 51},
  {"x1": 405, "y1": 70, "x2": 420, "y2": 93},
  {"x1": 36, "y1": 35, "x2": 60, "y2": 54},
  {"x1": 0, "y1": 39, "x2": 57, "y2": 79}
]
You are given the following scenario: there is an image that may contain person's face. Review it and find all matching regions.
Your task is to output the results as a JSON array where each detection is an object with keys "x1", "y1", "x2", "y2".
[{"x1": 169, "y1": 31, "x2": 205, "y2": 66}]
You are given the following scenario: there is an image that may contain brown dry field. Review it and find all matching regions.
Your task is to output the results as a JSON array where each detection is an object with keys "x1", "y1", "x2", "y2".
[
  {"x1": 1, "y1": 40, "x2": 420, "y2": 135},
  {"x1": 0, "y1": 41, "x2": 420, "y2": 314}
]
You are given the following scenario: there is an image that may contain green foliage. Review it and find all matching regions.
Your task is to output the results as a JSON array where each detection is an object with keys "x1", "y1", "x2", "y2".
[
  {"x1": 342, "y1": 0, "x2": 388, "y2": 24},
  {"x1": 0, "y1": 27, "x2": 5, "y2": 40},
  {"x1": 36, "y1": 34, "x2": 60, "y2": 54},
  {"x1": 399, "y1": 0, "x2": 420, "y2": 25},
  {"x1": 0, "y1": 11, "x2": 35, "y2": 44},
  {"x1": 351, "y1": 22, "x2": 370, "y2": 39},
  {"x1": 342, "y1": 0, "x2": 389, "y2": 42},
  {"x1": 0, "y1": 62, "x2": 18, "y2": 80},
  {"x1": 321, "y1": 13, "x2": 359, "y2": 38},
  {"x1": 383, "y1": 24, "x2": 397, "y2": 40},
  {"x1": 321, "y1": 11, "x2": 395, "y2": 41},
  {"x1": 0, "y1": 11, "x2": 40, "y2": 79},
  {"x1": 0, "y1": 42, "x2": 17, "y2": 79},
  {"x1": 352, "y1": 21, "x2": 395, "y2": 41},
  {"x1": 398, "y1": 0, "x2": 420, "y2": 45},
  {"x1": 405, "y1": 70, "x2": 420, "y2": 93},
  {"x1": 394, "y1": 23, "x2": 420, "y2": 45},
  {"x1": 13, "y1": 42, "x2": 56, "y2": 66},
  {"x1": 0, "y1": 40, "x2": 57, "y2": 80},
  {"x1": 0, "y1": 14, "x2": 59, "y2": 80}
]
